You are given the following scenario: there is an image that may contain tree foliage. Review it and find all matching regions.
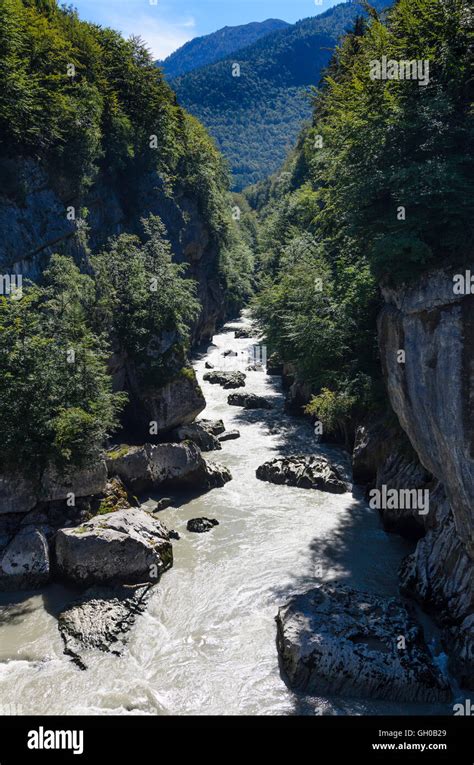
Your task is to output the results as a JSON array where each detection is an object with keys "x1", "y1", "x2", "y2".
[
  {"x1": 0, "y1": 256, "x2": 126, "y2": 472},
  {"x1": 252, "y1": 0, "x2": 473, "y2": 440}
]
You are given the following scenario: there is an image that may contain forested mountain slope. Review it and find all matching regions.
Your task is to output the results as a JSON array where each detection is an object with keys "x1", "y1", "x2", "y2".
[
  {"x1": 158, "y1": 19, "x2": 290, "y2": 78},
  {"x1": 171, "y1": 0, "x2": 390, "y2": 189}
]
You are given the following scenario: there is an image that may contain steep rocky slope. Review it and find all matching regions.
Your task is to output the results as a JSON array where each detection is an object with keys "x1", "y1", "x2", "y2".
[{"x1": 377, "y1": 269, "x2": 474, "y2": 686}]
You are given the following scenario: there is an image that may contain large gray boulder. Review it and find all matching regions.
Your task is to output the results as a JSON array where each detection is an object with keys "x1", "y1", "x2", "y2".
[
  {"x1": 203, "y1": 371, "x2": 246, "y2": 389},
  {"x1": 227, "y1": 393, "x2": 273, "y2": 409},
  {"x1": 276, "y1": 584, "x2": 451, "y2": 703},
  {"x1": 0, "y1": 527, "x2": 50, "y2": 591},
  {"x1": 170, "y1": 422, "x2": 222, "y2": 452},
  {"x1": 55, "y1": 508, "x2": 172, "y2": 586},
  {"x1": 257, "y1": 455, "x2": 348, "y2": 494},
  {"x1": 106, "y1": 442, "x2": 231, "y2": 494},
  {"x1": 0, "y1": 476, "x2": 38, "y2": 515},
  {"x1": 197, "y1": 419, "x2": 225, "y2": 436},
  {"x1": 0, "y1": 461, "x2": 108, "y2": 516},
  {"x1": 40, "y1": 461, "x2": 108, "y2": 503},
  {"x1": 58, "y1": 584, "x2": 152, "y2": 669}
]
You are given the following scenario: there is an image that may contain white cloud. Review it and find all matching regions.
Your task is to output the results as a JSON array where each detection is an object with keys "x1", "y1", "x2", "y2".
[{"x1": 106, "y1": 11, "x2": 196, "y2": 59}]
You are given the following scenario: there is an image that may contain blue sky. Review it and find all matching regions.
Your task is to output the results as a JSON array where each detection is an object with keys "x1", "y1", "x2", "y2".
[{"x1": 71, "y1": 0, "x2": 342, "y2": 59}]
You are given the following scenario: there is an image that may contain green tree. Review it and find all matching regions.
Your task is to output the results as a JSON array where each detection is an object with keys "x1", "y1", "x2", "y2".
[{"x1": 0, "y1": 255, "x2": 126, "y2": 472}]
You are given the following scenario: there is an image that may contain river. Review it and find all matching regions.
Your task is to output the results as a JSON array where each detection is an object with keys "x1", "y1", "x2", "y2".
[{"x1": 0, "y1": 314, "x2": 451, "y2": 716}]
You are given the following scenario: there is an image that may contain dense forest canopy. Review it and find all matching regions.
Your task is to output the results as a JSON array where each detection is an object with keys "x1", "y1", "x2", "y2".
[{"x1": 251, "y1": 0, "x2": 473, "y2": 444}]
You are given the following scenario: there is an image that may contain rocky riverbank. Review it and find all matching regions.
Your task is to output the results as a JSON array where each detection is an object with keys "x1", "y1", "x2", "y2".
[
  {"x1": 0, "y1": 424, "x2": 232, "y2": 665},
  {"x1": 0, "y1": 315, "x2": 461, "y2": 715},
  {"x1": 266, "y1": 270, "x2": 473, "y2": 695}
]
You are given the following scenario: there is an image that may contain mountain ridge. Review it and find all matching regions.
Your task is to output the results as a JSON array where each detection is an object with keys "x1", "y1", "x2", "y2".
[
  {"x1": 158, "y1": 18, "x2": 290, "y2": 78},
  {"x1": 170, "y1": 1, "x2": 391, "y2": 190}
]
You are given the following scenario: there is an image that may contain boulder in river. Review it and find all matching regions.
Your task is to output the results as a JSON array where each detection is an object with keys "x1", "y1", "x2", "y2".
[
  {"x1": 205, "y1": 362, "x2": 214, "y2": 369},
  {"x1": 197, "y1": 418, "x2": 225, "y2": 436},
  {"x1": 187, "y1": 518, "x2": 219, "y2": 533},
  {"x1": 202, "y1": 461, "x2": 232, "y2": 489},
  {"x1": 170, "y1": 422, "x2": 222, "y2": 452},
  {"x1": 106, "y1": 441, "x2": 231, "y2": 494},
  {"x1": 234, "y1": 327, "x2": 253, "y2": 339},
  {"x1": 227, "y1": 393, "x2": 273, "y2": 409},
  {"x1": 55, "y1": 508, "x2": 173, "y2": 586},
  {"x1": 256, "y1": 455, "x2": 348, "y2": 494},
  {"x1": 203, "y1": 371, "x2": 246, "y2": 389},
  {"x1": 218, "y1": 430, "x2": 241, "y2": 442},
  {"x1": 153, "y1": 497, "x2": 173, "y2": 512},
  {"x1": 276, "y1": 584, "x2": 451, "y2": 703},
  {"x1": 58, "y1": 583, "x2": 152, "y2": 668}
]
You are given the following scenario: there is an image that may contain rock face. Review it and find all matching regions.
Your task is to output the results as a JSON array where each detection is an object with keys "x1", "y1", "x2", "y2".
[
  {"x1": 203, "y1": 371, "x2": 246, "y2": 389},
  {"x1": 115, "y1": 360, "x2": 206, "y2": 439},
  {"x1": 283, "y1": 364, "x2": 312, "y2": 414},
  {"x1": 353, "y1": 417, "x2": 432, "y2": 538},
  {"x1": 106, "y1": 442, "x2": 231, "y2": 494},
  {"x1": 170, "y1": 422, "x2": 222, "y2": 451},
  {"x1": 55, "y1": 508, "x2": 173, "y2": 586},
  {"x1": 352, "y1": 418, "x2": 401, "y2": 486},
  {"x1": 399, "y1": 482, "x2": 474, "y2": 688},
  {"x1": 266, "y1": 353, "x2": 283, "y2": 376},
  {"x1": 187, "y1": 518, "x2": 219, "y2": 533},
  {"x1": 276, "y1": 584, "x2": 451, "y2": 703},
  {"x1": 197, "y1": 419, "x2": 225, "y2": 436},
  {"x1": 0, "y1": 528, "x2": 50, "y2": 590},
  {"x1": 378, "y1": 269, "x2": 474, "y2": 687},
  {"x1": 58, "y1": 584, "x2": 152, "y2": 668},
  {"x1": 0, "y1": 461, "x2": 108, "y2": 516},
  {"x1": 227, "y1": 393, "x2": 273, "y2": 409},
  {"x1": 0, "y1": 476, "x2": 38, "y2": 516},
  {"x1": 0, "y1": 158, "x2": 225, "y2": 446},
  {"x1": 256, "y1": 456, "x2": 348, "y2": 494},
  {"x1": 0, "y1": 159, "x2": 225, "y2": 345}
]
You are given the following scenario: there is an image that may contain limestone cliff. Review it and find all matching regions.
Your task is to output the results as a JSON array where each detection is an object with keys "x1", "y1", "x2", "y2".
[
  {"x1": 377, "y1": 269, "x2": 474, "y2": 687},
  {"x1": 0, "y1": 158, "x2": 223, "y2": 436},
  {"x1": 0, "y1": 158, "x2": 224, "y2": 341}
]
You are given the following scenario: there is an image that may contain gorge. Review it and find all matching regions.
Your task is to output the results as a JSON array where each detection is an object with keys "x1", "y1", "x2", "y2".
[{"x1": 0, "y1": 0, "x2": 472, "y2": 718}]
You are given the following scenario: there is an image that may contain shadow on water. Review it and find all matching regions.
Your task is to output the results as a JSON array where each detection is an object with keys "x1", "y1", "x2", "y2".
[
  {"x1": 0, "y1": 598, "x2": 37, "y2": 625},
  {"x1": 265, "y1": 487, "x2": 450, "y2": 716}
]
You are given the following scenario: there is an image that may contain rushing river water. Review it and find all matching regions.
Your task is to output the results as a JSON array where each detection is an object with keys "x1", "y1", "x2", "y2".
[{"x1": 0, "y1": 314, "x2": 453, "y2": 716}]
